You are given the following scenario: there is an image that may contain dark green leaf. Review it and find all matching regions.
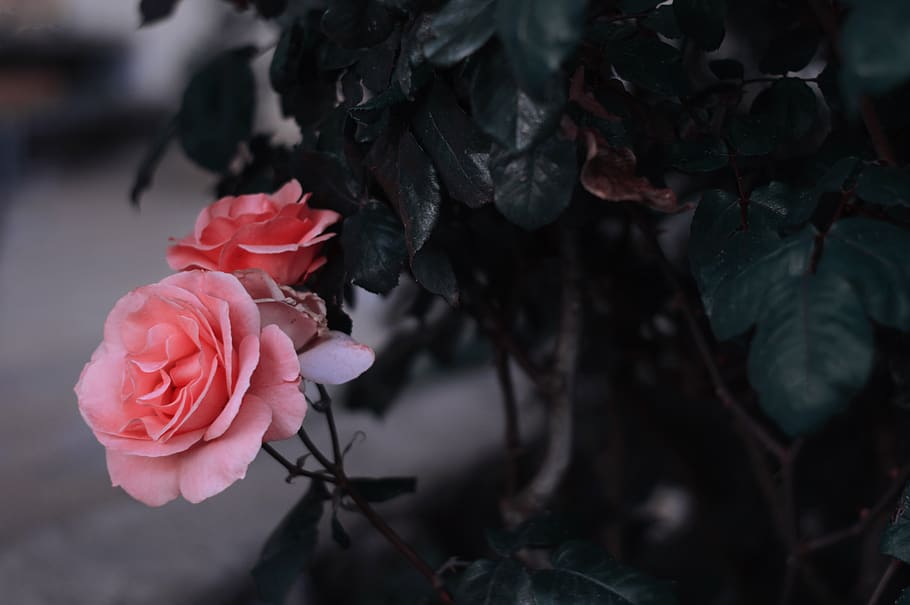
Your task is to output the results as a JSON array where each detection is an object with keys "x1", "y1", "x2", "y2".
[
  {"x1": 321, "y1": 0, "x2": 395, "y2": 48},
  {"x1": 347, "y1": 477, "x2": 417, "y2": 502},
  {"x1": 608, "y1": 35, "x2": 683, "y2": 96},
  {"x1": 748, "y1": 268, "x2": 873, "y2": 436},
  {"x1": 856, "y1": 165, "x2": 910, "y2": 206},
  {"x1": 412, "y1": 243, "x2": 459, "y2": 305},
  {"x1": 411, "y1": 79, "x2": 494, "y2": 207},
  {"x1": 289, "y1": 149, "x2": 361, "y2": 216},
  {"x1": 177, "y1": 47, "x2": 255, "y2": 172},
  {"x1": 130, "y1": 117, "x2": 177, "y2": 206},
  {"x1": 424, "y1": 0, "x2": 496, "y2": 67},
  {"x1": 673, "y1": 0, "x2": 726, "y2": 51},
  {"x1": 139, "y1": 0, "x2": 180, "y2": 25},
  {"x1": 270, "y1": 21, "x2": 306, "y2": 95},
  {"x1": 395, "y1": 14, "x2": 434, "y2": 98},
  {"x1": 342, "y1": 201, "x2": 407, "y2": 293},
  {"x1": 485, "y1": 513, "x2": 576, "y2": 556},
  {"x1": 668, "y1": 138, "x2": 728, "y2": 172},
  {"x1": 470, "y1": 47, "x2": 566, "y2": 151},
  {"x1": 728, "y1": 115, "x2": 776, "y2": 157},
  {"x1": 252, "y1": 480, "x2": 328, "y2": 605},
  {"x1": 331, "y1": 513, "x2": 352, "y2": 549},
  {"x1": 491, "y1": 137, "x2": 578, "y2": 230},
  {"x1": 398, "y1": 130, "x2": 442, "y2": 254},
  {"x1": 814, "y1": 156, "x2": 863, "y2": 197},
  {"x1": 882, "y1": 482, "x2": 910, "y2": 563},
  {"x1": 752, "y1": 78, "x2": 817, "y2": 142},
  {"x1": 825, "y1": 218, "x2": 910, "y2": 331},
  {"x1": 709, "y1": 58, "x2": 744, "y2": 81},
  {"x1": 532, "y1": 541, "x2": 680, "y2": 604},
  {"x1": 456, "y1": 559, "x2": 533, "y2": 605},
  {"x1": 750, "y1": 181, "x2": 816, "y2": 227},
  {"x1": 254, "y1": 0, "x2": 287, "y2": 18},
  {"x1": 898, "y1": 587, "x2": 910, "y2": 605},
  {"x1": 759, "y1": 27, "x2": 819, "y2": 75},
  {"x1": 642, "y1": 5, "x2": 681, "y2": 39},
  {"x1": 841, "y1": 1, "x2": 910, "y2": 103},
  {"x1": 496, "y1": 0, "x2": 586, "y2": 98}
]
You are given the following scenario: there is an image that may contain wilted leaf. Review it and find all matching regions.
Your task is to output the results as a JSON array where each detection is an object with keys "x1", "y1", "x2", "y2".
[{"x1": 581, "y1": 131, "x2": 679, "y2": 212}]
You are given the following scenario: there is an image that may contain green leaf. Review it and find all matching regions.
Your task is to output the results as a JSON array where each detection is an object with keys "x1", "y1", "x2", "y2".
[
  {"x1": 139, "y1": 0, "x2": 179, "y2": 25},
  {"x1": 856, "y1": 165, "x2": 910, "y2": 206},
  {"x1": 398, "y1": 130, "x2": 442, "y2": 255},
  {"x1": 709, "y1": 58, "x2": 744, "y2": 81},
  {"x1": 898, "y1": 587, "x2": 910, "y2": 605},
  {"x1": 411, "y1": 79, "x2": 494, "y2": 207},
  {"x1": 825, "y1": 218, "x2": 910, "y2": 331},
  {"x1": 485, "y1": 513, "x2": 576, "y2": 556},
  {"x1": 456, "y1": 559, "x2": 533, "y2": 605},
  {"x1": 252, "y1": 480, "x2": 328, "y2": 605},
  {"x1": 728, "y1": 115, "x2": 776, "y2": 157},
  {"x1": 759, "y1": 27, "x2": 819, "y2": 75},
  {"x1": 752, "y1": 78, "x2": 818, "y2": 142},
  {"x1": 496, "y1": 0, "x2": 586, "y2": 98},
  {"x1": 254, "y1": 0, "x2": 287, "y2": 19},
  {"x1": 321, "y1": 0, "x2": 395, "y2": 48},
  {"x1": 395, "y1": 14, "x2": 434, "y2": 98},
  {"x1": 470, "y1": 47, "x2": 566, "y2": 151},
  {"x1": 289, "y1": 149, "x2": 361, "y2": 216},
  {"x1": 412, "y1": 243, "x2": 459, "y2": 305},
  {"x1": 751, "y1": 181, "x2": 817, "y2": 227},
  {"x1": 177, "y1": 47, "x2": 255, "y2": 172},
  {"x1": 668, "y1": 138, "x2": 728, "y2": 173},
  {"x1": 607, "y1": 35, "x2": 683, "y2": 97},
  {"x1": 532, "y1": 541, "x2": 679, "y2": 604},
  {"x1": 130, "y1": 117, "x2": 177, "y2": 206},
  {"x1": 814, "y1": 156, "x2": 863, "y2": 197},
  {"x1": 673, "y1": 0, "x2": 726, "y2": 51},
  {"x1": 424, "y1": 0, "x2": 497, "y2": 67},
  {"x1": 347, "y1": 477, "x2": 417, "y2": 502},
  {"x1": 642, "y1": 5, "x2": 681, "y2": 39},
  {"x1": 491, "y1": 136, "x2": 578, "y2": 230},
  {"x1": 882, "y1": 482, "x2": 910, "y2": 563},
  {"x1": 748, "y1": 269, "x2": 874, "y2": 436},
  {"x1": 841, "y1": 1, "x2": 910, "y2": 103},
  {"x1": 342, "y1": 201, "x2": 407, "y2": 294}
]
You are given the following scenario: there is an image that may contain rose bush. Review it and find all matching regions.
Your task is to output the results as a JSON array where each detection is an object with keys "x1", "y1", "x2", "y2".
[
  {"x1": 74, "y1": 269, "x2": 372, "y2": 506},
  {"x1": 166, "y1": 179, "x2": 340, "y2": 285}
]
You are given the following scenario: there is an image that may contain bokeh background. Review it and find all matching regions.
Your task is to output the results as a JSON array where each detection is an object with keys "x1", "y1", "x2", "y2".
[{"x1": 0, "y1": 2, "x2": 532, "y2": 602}]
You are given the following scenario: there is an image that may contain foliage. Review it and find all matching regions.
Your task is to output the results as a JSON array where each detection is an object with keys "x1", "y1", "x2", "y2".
[{"x1": 135, "y1": 0, "x2": 910, "y2": 603}]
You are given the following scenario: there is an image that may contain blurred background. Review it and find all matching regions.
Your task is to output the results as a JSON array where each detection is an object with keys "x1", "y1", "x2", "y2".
[{"x1": 0, "y1": 2, "x2": 530, "y2": 602}]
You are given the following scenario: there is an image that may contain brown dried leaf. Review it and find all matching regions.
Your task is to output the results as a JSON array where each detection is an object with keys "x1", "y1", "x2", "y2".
[{"x1": 580, "y1": 131, "x2": 680, "y2": 213}]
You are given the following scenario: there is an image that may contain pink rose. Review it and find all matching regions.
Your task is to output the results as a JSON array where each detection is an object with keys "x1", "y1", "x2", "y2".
[
  {"x1": 75, "y1": 269, "x2": 374, "y2": 506},
  {"x1": 74, "y1": 270, "x2": 307, "y2": 506},
  {"x1": 166, "y1": 180, "x2": 341, "y2": 285}
]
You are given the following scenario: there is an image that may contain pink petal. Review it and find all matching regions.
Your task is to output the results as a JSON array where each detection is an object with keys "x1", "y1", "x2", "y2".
[
  {"x1": 271, "y1": 179, "x2": 303, "y2": 207},
  {"x1": 177, "y1": 394, "x2": 273, "y2": 503},
  {"x1": 298, "y1": 331, "x2": 375, "y2": 385},
  {"x1": 253, "y1": 325, "x2": 308, "y2": 442},
  {"x1": 106, "y1": 450, "x2": 181, "y2": 507}
]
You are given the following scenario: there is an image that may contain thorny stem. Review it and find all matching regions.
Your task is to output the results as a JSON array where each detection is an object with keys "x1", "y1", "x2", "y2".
[
  {"x1": 495, "y1": 349, "x2": 521, "y2": 497},
  {"x1": 261, "y1": 443, "x2": 337, "y2": 484},
  {"x1": 293, "y1": 390, "x2": 454, "y2": 604},
  {"x1": 503, "y1": 221, "x2": 582, "y2": 526},
  {"x1": 866, "y1": 559, "x2": 901, "y2": 605},
  {"x1": 802, "y1": 465, "x2": 910, "y2": 554}
]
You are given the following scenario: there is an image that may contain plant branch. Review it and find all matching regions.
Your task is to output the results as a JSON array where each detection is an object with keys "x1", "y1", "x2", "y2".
[
  {"x1": 495, "y1": 349, "x2": 521, "y2": 497},
  {"x1": 503, "y1": 221, "x2": 582, "y2": 525},
  {"x1": 867, "y1": 559, "x2": 901, "y2": 605},
  {"x1": 261, "y1": 443, "x2": 337, "y2": 483}
]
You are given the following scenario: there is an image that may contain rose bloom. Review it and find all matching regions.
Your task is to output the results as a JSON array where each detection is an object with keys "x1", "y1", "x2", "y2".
[
  {"x1": 75, "y1": 270, "x2": 373, "y2": 506},
  {"x1": 166, "y1": 180, "x2": 340, "y2": 286}
]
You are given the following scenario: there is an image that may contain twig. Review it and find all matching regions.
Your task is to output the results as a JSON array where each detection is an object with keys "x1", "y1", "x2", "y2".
[
  {"x1": 802, "y1": 465, "x2": 910, "y2": 554},
  {"x1": 503, "y1": 221, "x2": 582, "y2": 525},
  {"x1": 866, "y1": 559, "x2": 901, "y2": 605},
  {"x1": 261, "y1": 443, "x2": 337, "y2": 483},
  {"x1": 495, "y1": 349, "x2": 521, "y2": 497}
]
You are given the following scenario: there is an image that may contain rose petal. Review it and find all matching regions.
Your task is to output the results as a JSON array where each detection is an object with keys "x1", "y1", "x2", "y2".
[
  {"x1": 177, "y1": 394, "x2": 273, "y2": 503},
  {"x1": 271, "y1": 179, "x2": 303, "y2": 207},
  {"x1": 253, "y1": 325, "x2": 307, "y2": 442},
  {"x1": 298, "y1": 331, "x2": 375, "y2": 385},
  {"x1": 106, "y1": 450, "x2": 181, "y2": 507}
]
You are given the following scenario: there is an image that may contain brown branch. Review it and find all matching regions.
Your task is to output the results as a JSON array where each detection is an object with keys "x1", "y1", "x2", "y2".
[
  {"x1": 495, "y1": 349, "x2": 522, "y2": 498},
  {"x1": 802, "y1": 465, "x2": 910, "y2": 554},
  {"x1": 866, "y1": 559, "x2": 901, "y2": 605},
  {"x1": 503, "y1": 222, "x2": 582, "y2": 526},
  {"x1": 261, "y1": 443, "x2": 337, "y2": 484}
]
